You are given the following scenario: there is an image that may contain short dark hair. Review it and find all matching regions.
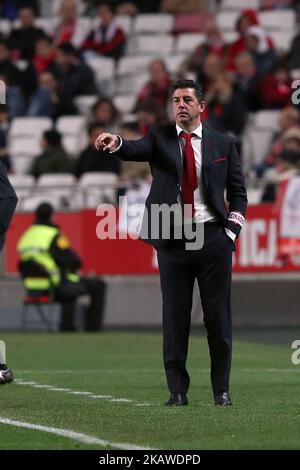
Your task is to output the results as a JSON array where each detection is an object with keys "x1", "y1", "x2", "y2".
[
  {"x1": 58, "y1": 42, "x2": 77, "y2": 56},
  {"x1": 35, "y1": 203, "x2": 53, "y2": 223},
  {"x1": 43, "y1": 130, "x2": 61, "y2": 147},
  {"x1": 171, "y1": 79, "x2": 204, "y2": 102}
]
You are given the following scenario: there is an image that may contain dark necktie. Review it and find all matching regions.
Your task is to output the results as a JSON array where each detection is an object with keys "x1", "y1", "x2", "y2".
[{"x1": 180, "y1": 131, "x2": 198, "y2": 218}]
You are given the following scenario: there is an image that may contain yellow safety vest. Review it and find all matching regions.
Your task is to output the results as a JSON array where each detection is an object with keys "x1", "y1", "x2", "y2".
[{"x1": 17, "y1": 225, "x2": 61, "y2": 290}]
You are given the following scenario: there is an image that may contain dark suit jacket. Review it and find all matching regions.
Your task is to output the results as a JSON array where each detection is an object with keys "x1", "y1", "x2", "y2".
[
  {"x1": 115, "y1": 124, "x2": 247, "y2": 249},
  {"x1": 0, "y1": 162, "x2": 18, "y2": 252}
]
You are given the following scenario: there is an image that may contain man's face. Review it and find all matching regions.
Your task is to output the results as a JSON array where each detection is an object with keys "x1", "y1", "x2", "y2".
[{"x1": 172, "y1": 88, "x2": 205, "y2": 128}]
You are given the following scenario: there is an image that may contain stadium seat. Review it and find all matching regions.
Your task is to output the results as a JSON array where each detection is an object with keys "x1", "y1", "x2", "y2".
[
  {"x1": 165, "y1": 54, "x2": 187, "y2": 75},
  {"x1": 116, "y1": 73, "x2": 149, "y2": 96},
  {"x1": 115, "y1": 15, "x2": 133, "y2": 35},
  {"x1": 261, "y1": 0, "x2": 293, "y2": 8},
  {"x1": 269, "y1": 30, "x2": 294, "y2": 52},
  {"x1": 173, "y1": 13, "x2": 214, "y2": 34},
  {"x1": 222, "y1": 31, "x2": 239, "y2": 44},
  {"x1": 55, "y1": 116, "x2": 88, "y2": 154},
  {"x1": 13, "y1": 155, "x2": 35, "y2": 175},
  {"x1": 9, "y1": 138, "x2": 41, "y2": 159},
  {"x1": 79, "y1": 172, "x2": 119, "y2": 207},
  {"x1": 113, "y1": 95, "x2": 136, "y2": 114},
  {"x1": 220, "y1": 0, "x2": 260, "y2": 11},
  {"x1": 9, "y1": 117, "x2": 53, "y2": 140},
  {"x1": 175, "y1": 33, "x2": 206, "y2": 54},
  {"x1": 20, "y1": 194, "x2": 63, "y2": 211},
  {"x1": 8, "y1": 175, "x2": 35, "y2": 207},
  {"x1": 117, "y1": 56, "x2": 156, "y2": 76},
  {"x1": 216, "y1": 11, "x2": 240, "y2": 32},
  {"x1": 252, "y1": 110, "x2": 281, "y2": 131},
  {"x1": 259, "y1": 10, "x2": 295, "y2": 31},
  {"x1": 133, "y1": 13, "x2": 174, "y2": 34},
  {"x1": 74, "y1": 95, "x2": 98, "y2": 116},
  {"x1": 0, "y1": 19, "x2": 11, "y2": 36},
  {"x1": 131, "y1": 34, "x2": 174, "y2": 56},
  {"x1": 85, "y1": 56, "x2": 115, "y2": 94}
]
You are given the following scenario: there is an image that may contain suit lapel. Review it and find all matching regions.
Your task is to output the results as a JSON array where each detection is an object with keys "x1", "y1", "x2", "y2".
[
  {"x1": 167, "y1": 126, "x2": 182, "y2": 182},
  {"x1": 202, "y1": 126, "x2": 216, "y2": 186}
]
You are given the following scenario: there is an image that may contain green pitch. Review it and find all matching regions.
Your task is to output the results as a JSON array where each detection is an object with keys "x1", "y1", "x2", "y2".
[{"x1": 0, "y1": 331, "x2": 300, "y2": 450}]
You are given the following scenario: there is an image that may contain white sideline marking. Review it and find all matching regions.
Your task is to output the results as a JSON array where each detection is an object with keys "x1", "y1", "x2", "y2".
[
  {"x1": 15, "y1": 380, "x2": 149, "y2": 407},
  {"x1": 0, "y1": 417, "x2": 151, "y2": 450}
]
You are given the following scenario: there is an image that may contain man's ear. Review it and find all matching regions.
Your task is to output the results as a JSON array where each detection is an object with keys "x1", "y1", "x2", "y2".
[{"x1": 199, "y1": 101, "x2": 206, "y2": 113}]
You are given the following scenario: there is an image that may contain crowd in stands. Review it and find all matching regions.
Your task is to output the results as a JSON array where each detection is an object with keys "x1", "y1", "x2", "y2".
[{"x1": 0, "y1": 0, "x2": 300, "y2": 209}]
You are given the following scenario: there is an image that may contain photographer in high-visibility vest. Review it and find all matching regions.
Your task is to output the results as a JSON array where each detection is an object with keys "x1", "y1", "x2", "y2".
[{"x1": 17, "y1": 203, "x2": 106, "y2": 331}]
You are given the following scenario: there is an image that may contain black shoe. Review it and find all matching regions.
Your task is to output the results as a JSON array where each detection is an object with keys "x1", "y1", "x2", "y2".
[
  {"x1": 0, "y1": 368, "x2": 14, "y2": 385},
  {"x1": 165, "y1": 392, "x2": 188, "y2": 406},
  {"x1": 214, "y1": 391, "x2": 232, "y2": 406}
]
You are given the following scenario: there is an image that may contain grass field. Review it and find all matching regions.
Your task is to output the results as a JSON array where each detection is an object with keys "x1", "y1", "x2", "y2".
[{"x1": 0, "y1": 330, "x2": 300, "y2": 450}]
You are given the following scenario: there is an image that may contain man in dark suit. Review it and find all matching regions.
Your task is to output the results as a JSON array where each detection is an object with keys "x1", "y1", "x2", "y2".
[
  {"x1": 0, "y1": 159, "x2": 18, "y2": 385},
  {"x1": 95, "y1": 79, "x2": 247, "y2": 406}
]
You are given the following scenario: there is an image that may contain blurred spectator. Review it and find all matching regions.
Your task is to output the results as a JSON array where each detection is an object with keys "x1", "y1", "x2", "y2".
[
  {"x1": 136, "y1": 98, "x2": 169, "y2": 136},
  {"x1": 287, "y1": 4, "x2": 300, "y2": 70},
  {"x1": 0, "y1": 73, "x2": 25, "y2": 117},
  {"x1": 185, "y1": 24, "x2": 226, "y2": 76},
  {"x1": 8, "y1": 5, "x2": 45, "y2": 60},
  {"x1": 27, "y1": 70, "x2": 60, "y2": 117},
  {"x1": 226, "y1": 9, "x2": 274, "y2": 72},
  {"x1": 0, "y1": 104, "x2": 12, "y2": 172},
  {"x1": 74, "y1": 122, "x2": 121, "y2": 177},
  {"x1": 234, "y1": 51, "x2": 260, "y2": 111},
  {"x1": 204, "y1": 71, "x2": 247, "y2": 139},
  {"x1": 160, "y1": 0, "x2": 209, "y2": 13},
  {"x1": 0, "y1": 0, "x2": 39, "y2": 20},
  {"x1": 137, "y1": 59, "x2": 171, "y2": 109},
  {"x1": 52, "y1": 42, "x2": 97, "y2": 116},
  {"x1": 119, "y1": 121, "x2": 151, "y2": 183},
  {"x1": 197, "y1": 52, "x2": 224, "y2": 94},
  {"x1": 116, "y1": 0, "x2": 162, "y2": 14},
  {"x1": 261, "y1": 149, "x2": 300, "y2": 202},
  {"x1": 52, "y1": 0, "x2": 87, "y2": 48},
  {"x1": 90, "y1": 98, "x2": 121, "y2": 132},
  {"x1": 254, "y1": 107, "x2": 300, "y2": 177},
  {"x1": 0, "y1": 39, "x2": 22, "y2": 88},
  {"x1": 245, "y1": 26, "x2": 277, "y2": 77},
  {"x1": 32, "y1": 34, "x2": 56, "y2": 75},
  {"x1": 82, "y1": 3, "x2": 126, "y2": 60},
  {"x1": 254, "y1": 61, "x2": 292, "y2": 109},
  {"x1": 30, "y1": 129, "x2": 73, "y2": 178}
]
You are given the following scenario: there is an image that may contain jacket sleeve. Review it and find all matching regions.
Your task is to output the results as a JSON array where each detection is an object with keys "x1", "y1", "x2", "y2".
[
  {"x1": 49, "y1": 234, "x2": 82, "y2": 271},
  {"x1": 0, "y1": 162, "x2": 18, "y2": 252},
  {"x1": 114, "y1": 130, "x2": 156, "y2": 163},
  {"x1": 225, "y1": 139, "x2": 248, "y2": 237}
]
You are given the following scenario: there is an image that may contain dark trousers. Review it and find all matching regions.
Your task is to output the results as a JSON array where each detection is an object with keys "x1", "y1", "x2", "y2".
[
  {"x1": 55, "y1": 277, "x2": 106, "y2": 332},
  {"x1": 157, "y1": 222, "x2": 233, "y2": 394}
]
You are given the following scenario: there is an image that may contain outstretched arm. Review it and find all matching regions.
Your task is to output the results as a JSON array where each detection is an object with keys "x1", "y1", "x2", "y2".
[{"x1": 95, "y1": 131, "x2": 156, "y2": 163}]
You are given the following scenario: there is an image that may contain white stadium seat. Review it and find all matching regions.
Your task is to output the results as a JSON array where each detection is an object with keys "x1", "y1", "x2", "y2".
[
  {"x1": 259, "y1": 10, "x2": 295, "y2": 32},
  {"x1": 175, "y1": 33, "x2": 206, "y2": 54},
  {"x1": 113, "y1": 95, "x2": 136, "y2": 114},
  {"x1": 216, "y1": 11, "x2": 240, "y2": 32},
  {"x1": 117, "y1": 56, "x2": 156, "y2": 76},
  {"x1": 133, "y1": 13, "x2": 174, "y2": 34},
  {"x1": 0, "y1": 19, "x2": 11, "y2": 36},
  {"x1": 132, "y1": 34, "x2": 174, "y2": 56},
  {"x1": 9, "y1": 117, "x2": 52, "y2": 139},
  {"x1": 165, "y1": 54, "x2": 187, "y2": 74},
  {"x1": 220, "y1": 0, "x2": 260, "y2": 11},
  {"x1": 74, "y1": 95, "x2": 98, "y2": 116},
  {"x1": 269, "y1": 30, "x2": 294, "y2": 52},
  {"x1": 79, "y1": 172, "x2": 119, "y2": 206},
  {"x1": 115, "y1": 15, "x2": 133, "y2": 35}
]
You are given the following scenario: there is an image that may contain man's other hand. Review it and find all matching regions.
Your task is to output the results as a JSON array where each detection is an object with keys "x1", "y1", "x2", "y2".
[{"x1": 95, "y1": 132, "x2": 119, "y2": 152}]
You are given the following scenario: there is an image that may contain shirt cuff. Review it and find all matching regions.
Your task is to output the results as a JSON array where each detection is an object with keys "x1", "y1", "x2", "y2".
[
  {"x1": 225, "y1": 228, "x2": 236, "y2": 242},
  {"x1": 109, "y1": 135, "x2": 122, "y2": 153}
]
